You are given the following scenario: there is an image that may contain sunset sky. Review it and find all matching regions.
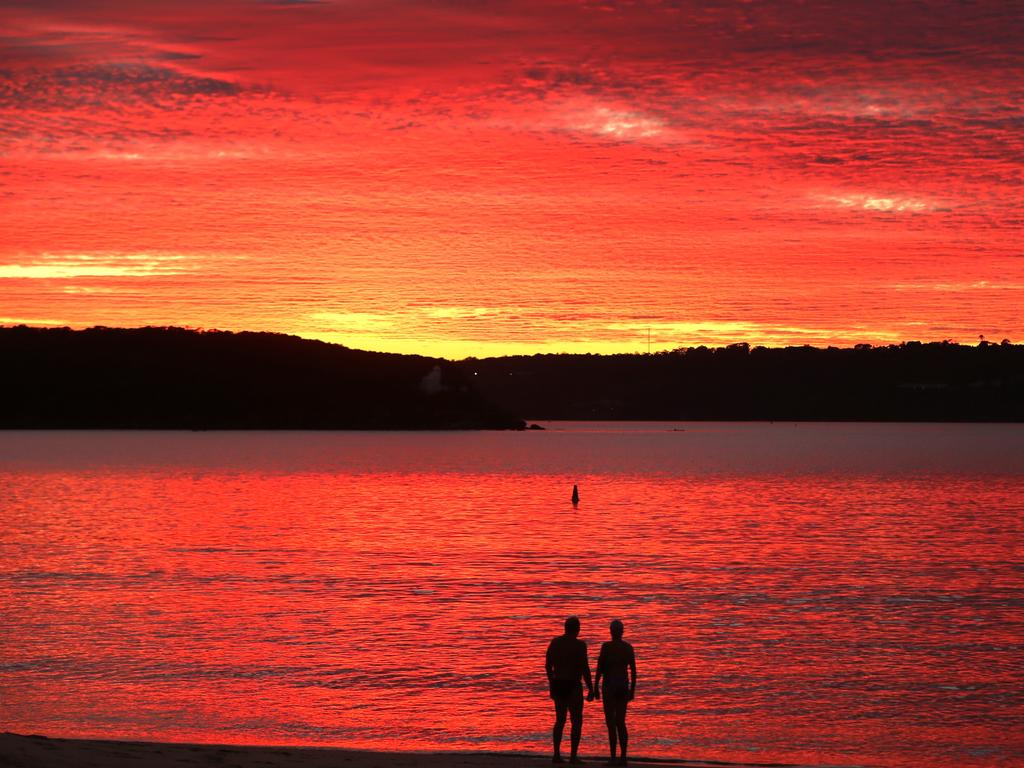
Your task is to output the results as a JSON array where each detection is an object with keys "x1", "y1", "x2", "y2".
[{"x1": 2, "y1": 0, "x2": 1021, "y2": 358}]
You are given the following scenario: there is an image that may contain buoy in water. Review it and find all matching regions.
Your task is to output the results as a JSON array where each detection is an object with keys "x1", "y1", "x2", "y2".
[{"x1": 571, "y1": 484, "x2": 580, "y2": 506}]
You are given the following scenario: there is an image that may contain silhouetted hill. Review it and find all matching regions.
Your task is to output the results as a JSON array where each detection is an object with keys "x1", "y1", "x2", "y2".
[
  {"x1": 5, "y1": 328, "x2": 1022, "y2": 426},
  {"x1": 459, "y1": 341, "x2": 1024, "y2": 422},
  {"x1": 0, "y1": 326, "x2": 525, "y2": 429}
]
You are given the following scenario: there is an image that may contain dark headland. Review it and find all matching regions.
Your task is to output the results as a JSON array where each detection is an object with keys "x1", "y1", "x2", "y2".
[
  {"x1": 0, "y1": 326, "x2": 524, "y2": 430},
  {"x1": 2, "y1": 326, "x2": 1023, "y2": 428}
]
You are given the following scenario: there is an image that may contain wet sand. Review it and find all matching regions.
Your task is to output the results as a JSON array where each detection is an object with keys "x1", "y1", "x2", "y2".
[{"x1": 0, "y1": 733, "x2": 787, "y2": 768}]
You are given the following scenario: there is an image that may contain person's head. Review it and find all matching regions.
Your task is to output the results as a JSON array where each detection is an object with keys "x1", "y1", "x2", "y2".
[
  {"x1": 564, "y1": 615, "x2": 581, "y2": 638},
  {"x1": 610, "y1": 619, "x2": 624, "y2": 639}
]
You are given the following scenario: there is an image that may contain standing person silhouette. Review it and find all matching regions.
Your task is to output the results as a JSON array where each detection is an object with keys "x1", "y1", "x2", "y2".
[
  {"x1": 546, "y1": 616, "x2": 594, "y2": 763},
  {"x1": 594, "y1": 620, "x2": 636, "y2": 765}
]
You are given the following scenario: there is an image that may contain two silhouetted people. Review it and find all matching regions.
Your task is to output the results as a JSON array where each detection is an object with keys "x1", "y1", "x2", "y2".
[{"x1": 546, "y1": 617, "x2": 636, "y2": 764}]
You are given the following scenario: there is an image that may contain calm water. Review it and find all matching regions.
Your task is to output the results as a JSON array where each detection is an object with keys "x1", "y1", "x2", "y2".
[{"x1": 1, "y1": 424, "x2": 1023, "y2": 767}]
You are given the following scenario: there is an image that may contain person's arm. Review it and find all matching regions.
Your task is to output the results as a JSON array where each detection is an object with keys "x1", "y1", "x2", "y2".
[
  {"x1": 628, "y1": 645, "x2": 637, "y2": 700},
  {"x1": 582, "y1": 643, "x2": 595, "y2": 701},
  {"x1": 545, "y1": 641, "x2": 555, "y2": 683},
  {"x1": 594, "y1": 644, "x2": 605, "y2": 698}
]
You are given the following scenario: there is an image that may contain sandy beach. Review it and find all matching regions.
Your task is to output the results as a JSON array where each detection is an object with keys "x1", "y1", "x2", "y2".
[{"x1": 0, "y1": 733, "x2": 786, "y2": 768}]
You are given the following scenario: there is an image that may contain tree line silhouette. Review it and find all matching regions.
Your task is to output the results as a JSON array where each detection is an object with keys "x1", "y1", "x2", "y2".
[
  {"x1": 2, "y1": 327, "x2": 1022, "y2": 427},
  {"x1": 462, "y1": 341, "x2": 1024, "y2": 422},
  {"x1": 0, "y1": 325, "x2": 524, "y2": 429}
]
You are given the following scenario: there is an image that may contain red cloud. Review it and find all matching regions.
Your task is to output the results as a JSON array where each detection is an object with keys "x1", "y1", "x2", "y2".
[{"x1": 1, "y1": 0, "x2": 1021, "y2": 354}]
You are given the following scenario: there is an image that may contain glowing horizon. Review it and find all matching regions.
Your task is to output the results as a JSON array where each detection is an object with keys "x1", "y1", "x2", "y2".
[{"x1": 2, "y1": 1, "x2": 1021, "y2": 357}]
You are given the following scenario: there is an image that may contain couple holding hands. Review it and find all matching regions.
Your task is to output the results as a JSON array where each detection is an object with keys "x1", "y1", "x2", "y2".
[{"x1": 545, "y1": 616, "x2": 637, "y2": 765}]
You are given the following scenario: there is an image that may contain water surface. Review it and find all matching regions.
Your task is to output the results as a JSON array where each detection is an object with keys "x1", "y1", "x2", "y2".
[{"x1": 2, "y1": 424, "x2": 1022, "y2": 767}]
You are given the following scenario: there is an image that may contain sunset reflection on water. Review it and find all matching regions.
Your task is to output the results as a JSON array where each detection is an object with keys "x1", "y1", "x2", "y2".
[{"x1": 2, "y1": 425, "x2": 1022, "y2": 767}]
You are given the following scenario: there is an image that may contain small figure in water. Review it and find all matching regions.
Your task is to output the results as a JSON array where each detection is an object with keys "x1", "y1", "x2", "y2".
[
  {"x1": 546, "y1": 616, "x2": 594, "y2": 763},
  {"x1": 595, "y1": 619, "x2": 637, "y2": 765},
  {"x1": 571, "y1": 484, "x2": 580, "y2": 506}
]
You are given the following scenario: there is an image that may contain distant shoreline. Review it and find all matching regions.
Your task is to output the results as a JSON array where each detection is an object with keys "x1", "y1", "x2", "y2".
[
  {"x1": 4, "y1": 325, "x2": 1023, "y2": 427},
  {"x1": 0, "y1": 733, "x2": 773, "y2": 768},
  {"x1": 3, "y1": 417, "x2": 1024, "y2": 430}
]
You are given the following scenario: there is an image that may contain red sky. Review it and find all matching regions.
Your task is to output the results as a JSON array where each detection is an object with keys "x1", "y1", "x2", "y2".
[{"x1": 2, "y1": 0, "x2": 1022, "y2": 358}]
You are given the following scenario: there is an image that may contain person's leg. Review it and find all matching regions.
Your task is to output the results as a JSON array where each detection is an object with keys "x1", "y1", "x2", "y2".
[
  {"x1": 616, "y1": 702, "x2": 628, "y2": 763},
  {"x1": 568, "y1": 696, "x2": 584, "y2": 762},
  {"x1": 602, "y1": 695, "x2": 617, "y2": 759},
  {"x1": 553, "y1": 700, "x2": 568, "y2": 761}
]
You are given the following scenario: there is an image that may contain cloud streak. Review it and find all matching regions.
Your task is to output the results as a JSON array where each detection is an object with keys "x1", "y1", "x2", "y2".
[{"x1": 0, "y1": 253, "x2": 191, "y2": 279}]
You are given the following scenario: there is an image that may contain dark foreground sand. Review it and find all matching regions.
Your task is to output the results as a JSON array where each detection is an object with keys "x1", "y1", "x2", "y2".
[{"x1": 0, "y1": 733, "x2": 786, "y2": 768}]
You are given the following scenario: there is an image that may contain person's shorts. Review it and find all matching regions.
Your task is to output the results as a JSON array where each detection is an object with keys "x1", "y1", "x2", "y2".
[
  {"x1": 550, "y1": 679, "x2": 584, "y2": 702},
  {"x1": 602, "y1": 680, "x2": 630, "y2": 702}
]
